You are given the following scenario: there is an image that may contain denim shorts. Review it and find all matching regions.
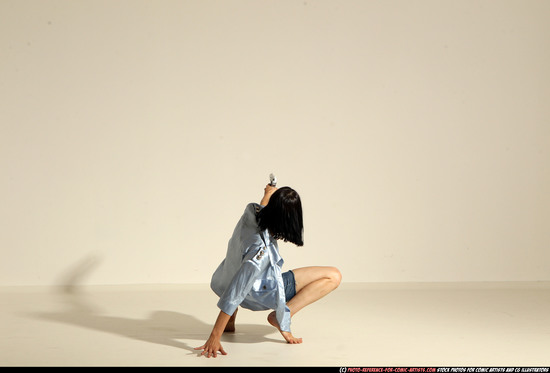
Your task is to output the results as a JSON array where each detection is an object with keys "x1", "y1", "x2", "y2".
[{"x1": 282, "y1": 270, "x2": 296, "y2": 302}]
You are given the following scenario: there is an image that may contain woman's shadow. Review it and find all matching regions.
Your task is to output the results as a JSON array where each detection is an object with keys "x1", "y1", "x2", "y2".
[{"x1": 27, "y1": 256, "x2": 283, "y2": 355}]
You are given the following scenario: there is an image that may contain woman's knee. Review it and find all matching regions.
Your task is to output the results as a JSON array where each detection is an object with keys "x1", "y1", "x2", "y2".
[
  {"x1": 328, "y1": 267, "x2": 342, "y2": 287},
  {"x1": 292, "y1": 266, "x2": 342, "y2": 292}
]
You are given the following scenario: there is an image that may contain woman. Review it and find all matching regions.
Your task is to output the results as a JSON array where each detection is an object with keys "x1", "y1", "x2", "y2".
[{"x1": 195, "y1": 184, "x2": 342, "y2": 358}]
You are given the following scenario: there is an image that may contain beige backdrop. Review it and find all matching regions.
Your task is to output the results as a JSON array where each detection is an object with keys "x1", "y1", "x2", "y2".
[{"x1": 1, "y1": 0, "x2": 549, "y2": 286}]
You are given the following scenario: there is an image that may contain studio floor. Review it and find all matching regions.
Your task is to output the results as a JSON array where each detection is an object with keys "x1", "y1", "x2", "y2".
[{"x1": 1, "y1": 282, "x2": 549, "y2": 367}]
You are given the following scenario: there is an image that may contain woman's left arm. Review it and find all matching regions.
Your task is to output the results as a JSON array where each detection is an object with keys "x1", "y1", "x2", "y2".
[
  {"x1": 194, "y1": 310, "x2": 231, "y2": 358},
  {"x1": 195, "y1": 246, "x2": 270, "y2": 358}
]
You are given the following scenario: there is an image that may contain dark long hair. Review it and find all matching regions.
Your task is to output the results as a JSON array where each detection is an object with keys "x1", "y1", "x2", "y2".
[{"x1": 257, "y1": 187, "x2": 304, "y2": 246}]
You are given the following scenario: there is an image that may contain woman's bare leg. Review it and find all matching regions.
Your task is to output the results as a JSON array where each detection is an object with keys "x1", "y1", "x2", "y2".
[
  {"x1": 268, "y1": 266, "x2": 342, "y2": 343},
  {"x1": 267, "y1": 312, "x2": 303, "y2": 344},
  {"x1": 287, "y1": 266, "x2": 342, "y2": 315}
]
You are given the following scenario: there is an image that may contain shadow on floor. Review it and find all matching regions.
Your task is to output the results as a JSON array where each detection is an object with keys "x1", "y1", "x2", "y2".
[
  {"x1": 29, "y1": 297, "x2": 282, "y2": 356},
  {"x1": 27, "y1": 255, "x2": 283, "y2": 356}
]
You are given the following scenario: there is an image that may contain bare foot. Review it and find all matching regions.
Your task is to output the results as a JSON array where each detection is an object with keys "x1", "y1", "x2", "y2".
[
  {"x1": 267, "y1": 311, "x2": 303, "y2": 344},
  {"x1": 224, "y1": 308, "x2": 237, "y2": 333}
]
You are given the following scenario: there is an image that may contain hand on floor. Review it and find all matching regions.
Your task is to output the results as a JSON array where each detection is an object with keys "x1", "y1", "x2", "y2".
[{"x1": 194, "y1": 335, "x2": 227, "y2": 358}]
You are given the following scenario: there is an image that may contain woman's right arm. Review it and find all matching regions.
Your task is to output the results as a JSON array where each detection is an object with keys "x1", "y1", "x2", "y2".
[{"x1": 260, "y1": 184, "x2": 278, "y2": 206}]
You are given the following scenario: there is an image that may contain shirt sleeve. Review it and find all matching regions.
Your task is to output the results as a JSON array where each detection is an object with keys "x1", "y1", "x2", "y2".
[{"x1": 216, "y1": 245, "x2": 270, "y2": 316}]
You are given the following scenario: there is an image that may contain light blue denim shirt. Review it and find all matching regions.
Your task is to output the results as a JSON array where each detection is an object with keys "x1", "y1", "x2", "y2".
[{"x1": 210, "y1": 203, "x2": 291, "y2": 333}]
